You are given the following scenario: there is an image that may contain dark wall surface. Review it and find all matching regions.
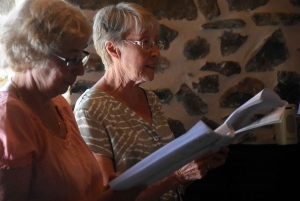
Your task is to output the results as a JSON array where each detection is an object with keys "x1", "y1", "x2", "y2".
[{"x1": 183, "y1": 143, "x2": 300, "y2": 200}]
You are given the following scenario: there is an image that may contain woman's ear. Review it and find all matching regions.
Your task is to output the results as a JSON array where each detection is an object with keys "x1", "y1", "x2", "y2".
[{"x1": 105, "y1": 41, "x2": 120, "y2": 58}]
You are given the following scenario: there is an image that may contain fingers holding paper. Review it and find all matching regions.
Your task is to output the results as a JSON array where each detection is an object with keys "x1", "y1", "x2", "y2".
[
  {"x1": 205, "y1": 146, "x2": 229, "y2": 169},
  {"x1": 175, "y1": 146, "x2": 229, "y2": 182}
]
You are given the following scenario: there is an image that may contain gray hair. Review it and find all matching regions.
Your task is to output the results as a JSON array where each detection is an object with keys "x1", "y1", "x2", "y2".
[
  {"x1": 0, "y1": 0, "x2": 92, "y2": 72},
  {"x1": 93, "y1": 2, "x2": 159, "y2": 68}
]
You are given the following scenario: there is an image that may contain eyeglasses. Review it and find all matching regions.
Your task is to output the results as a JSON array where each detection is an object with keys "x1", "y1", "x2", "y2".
[
  {"x1": 52, "y1": 50, "x2": 90, "y2": 70},
  {"x1": 123, "y1": 39, "x2": 165, "y2": 50}
]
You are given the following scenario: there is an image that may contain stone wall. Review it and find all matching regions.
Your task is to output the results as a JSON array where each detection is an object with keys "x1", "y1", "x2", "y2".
[{"x1": 1, "y1": 0, "x2": 300, "y2": 144}]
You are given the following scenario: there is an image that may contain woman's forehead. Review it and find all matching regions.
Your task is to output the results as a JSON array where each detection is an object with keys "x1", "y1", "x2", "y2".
[
  {"x1": 127, "y1": 27, "x2": 158, "y2": 38},
  {"x1": 58, "y1": 38, "x2": 89, "y2": 52}
]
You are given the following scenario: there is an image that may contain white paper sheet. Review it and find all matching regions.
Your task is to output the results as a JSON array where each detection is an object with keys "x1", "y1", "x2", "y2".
[{"x1": 108, "y1": 88, "x2": 288, "y2": 190}]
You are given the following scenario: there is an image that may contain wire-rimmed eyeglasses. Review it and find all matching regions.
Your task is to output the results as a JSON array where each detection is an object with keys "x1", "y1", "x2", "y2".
[
  {"x1": 52, "y1": 50, "x2": 90, "y2": 70},
  {"x1": 123, "y1": 39, "x2": 165, "y2": 50}
]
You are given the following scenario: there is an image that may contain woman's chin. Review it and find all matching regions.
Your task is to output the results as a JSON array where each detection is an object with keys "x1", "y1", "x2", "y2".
[{"x1": 146, "y1": 75, "x2": 155, "y2": 82}]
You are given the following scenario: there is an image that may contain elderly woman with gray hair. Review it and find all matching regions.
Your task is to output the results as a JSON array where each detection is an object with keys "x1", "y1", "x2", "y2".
[
  {"x1": 0, "y1": 0, "x2": 145, "y2": 200},
  {"x1": 74, "y1": 2, "x2": 229, "y2": 201}
]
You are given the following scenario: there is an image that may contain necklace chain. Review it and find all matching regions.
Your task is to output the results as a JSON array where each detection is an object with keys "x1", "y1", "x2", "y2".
[{"x1": 10, "y1": 77, "x2": 61, "y2": 135}]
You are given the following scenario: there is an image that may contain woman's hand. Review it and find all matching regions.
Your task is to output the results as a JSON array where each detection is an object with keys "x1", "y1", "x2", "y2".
[
  {"x1": 206, "y1": 146, "x2": 229, "y2": 169},
  {"x1": 174, "y1": 146, "x2": 229, "y2": 182},
  {"x1": 99, "y1": 172, "x2": 147, "y2": 201}
]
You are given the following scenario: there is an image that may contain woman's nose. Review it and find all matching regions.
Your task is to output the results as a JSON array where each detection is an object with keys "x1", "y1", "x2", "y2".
[
  {"x1": 72, "y1": 63, "x2": 85, "y2": 76},
  {"x1": 151, "y1": 45, "x2": 160, "y2": 57}
]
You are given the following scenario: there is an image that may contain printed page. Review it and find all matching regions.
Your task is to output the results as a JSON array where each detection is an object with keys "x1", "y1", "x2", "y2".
[
  {"x1": 108, "y1": 121, "x2": 222, "y2": 190},
  {"x1": 212, "y1": 106, "x2": 285, "y2": 149},
  {"x1": 144, "y1": 106, "x2": 287, "y2": 184},
  {"x1": 214, "y1": 89, "x2": 287, "y2": 147},
  {"x1": 235, "y1": 105, "x2": 285, "y2": 134},
  {"x1": 108, "y1": 88, "x2": 287, "y2": 191},
  {"x1": 215, "y1": 88, "x2": 288, "y2": 133}
]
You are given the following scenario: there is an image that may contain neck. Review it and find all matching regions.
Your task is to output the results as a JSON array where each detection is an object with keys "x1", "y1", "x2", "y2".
[
  {"x1": 96, "y1": 75, "x2": 140, "y2": 99},
  {"x1": 99, "y1": 67, "x2": 141, "y2": 95}
]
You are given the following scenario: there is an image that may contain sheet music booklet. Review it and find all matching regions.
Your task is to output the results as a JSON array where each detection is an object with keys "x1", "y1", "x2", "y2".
[{"x1": 109, "y1": 88, "x2": 288, "y2": 190}]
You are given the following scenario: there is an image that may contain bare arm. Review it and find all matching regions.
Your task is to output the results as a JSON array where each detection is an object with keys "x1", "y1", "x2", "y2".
[
  {"x1": 93, "y1": 153, "x2": 146, "y2": 201},
  {"x1": 0, "y1": 164, "x2": 32, "y2": 201},
  {"x1": 93, "y1": 153, "x2": 115, "y2": 186}
]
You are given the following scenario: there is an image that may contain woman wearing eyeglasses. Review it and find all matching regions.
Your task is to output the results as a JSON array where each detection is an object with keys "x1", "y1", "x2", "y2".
[
  {"x1": 74, "y1": 2, "x2": 229, "y2": 201},
  {"x1": 0, "y1": 0, "x2": 145, "y2": 200}
]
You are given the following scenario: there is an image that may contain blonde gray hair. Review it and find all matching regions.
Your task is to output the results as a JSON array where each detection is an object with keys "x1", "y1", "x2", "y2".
[
  {"x1": 0, "y1": 0, "x2": 92, "y2": 72},
  {"x1": 93, "y1": 2, "x2": 159, "y2": 68}
]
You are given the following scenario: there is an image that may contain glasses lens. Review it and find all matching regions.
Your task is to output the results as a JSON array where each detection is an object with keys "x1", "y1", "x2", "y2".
[
  {"x1": 141, "y1": 40, "x2": 153, "y2": 50},
  {"x1": 82, "y1": 51, "x2": 90, "y2": 65},
  {"x1": 66, "y1": 51, "x2": 90, "y2": 69}
]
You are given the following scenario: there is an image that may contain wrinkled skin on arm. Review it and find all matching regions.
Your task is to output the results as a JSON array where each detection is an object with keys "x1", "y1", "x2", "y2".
[{"x1": 94, "y1": 154, "x2": 146, "y2": 201}]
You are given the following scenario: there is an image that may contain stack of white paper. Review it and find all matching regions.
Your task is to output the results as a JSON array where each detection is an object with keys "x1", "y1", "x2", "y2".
[{"x1": 109, "y1": 88, "x2": 288, "y2": 190}]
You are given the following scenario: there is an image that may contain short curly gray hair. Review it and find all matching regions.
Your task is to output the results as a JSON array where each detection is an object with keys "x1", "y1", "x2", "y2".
[
  {"x1": 0, "y1": 0, "x2": 92, "y2": 72},
  {"x1": 93, "y1": 2, "x2": 159, "y2": 68}
]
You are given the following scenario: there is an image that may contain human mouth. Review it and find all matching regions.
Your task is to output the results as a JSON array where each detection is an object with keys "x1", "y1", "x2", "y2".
[{"x1": 146, "y1": 65, "x2": 155, "y2": 69}]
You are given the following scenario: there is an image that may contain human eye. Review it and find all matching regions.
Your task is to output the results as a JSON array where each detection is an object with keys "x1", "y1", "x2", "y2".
[
  {"x1": 141, "y1": 39, "x2": 151, "y2": 45},
  {"x1": 69, "y1": 57, "x2": 82, "y2": 65},
  {"x1": 141, "y1": 39, "x2": 152, "y2": 50}
]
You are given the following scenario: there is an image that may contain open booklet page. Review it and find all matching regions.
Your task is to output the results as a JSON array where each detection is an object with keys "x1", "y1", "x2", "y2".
[
  {"x1": 109, "y1": 121, "x2": 221, "y2": 190},
  {"x1": 215, "y1": 88, "x2": 288, "y2": 136},
  {"x1": 108, "y1": 88, "x2": 288, "y2": 190}
]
